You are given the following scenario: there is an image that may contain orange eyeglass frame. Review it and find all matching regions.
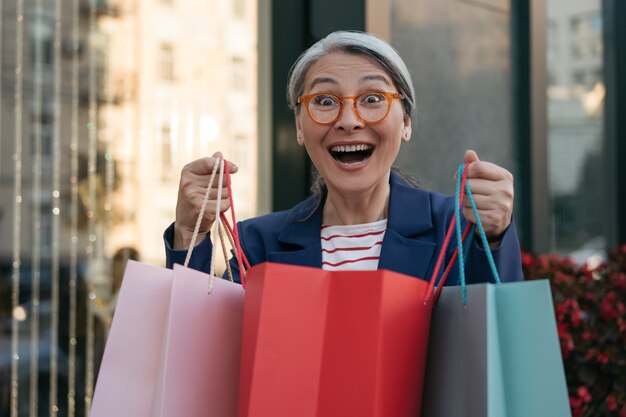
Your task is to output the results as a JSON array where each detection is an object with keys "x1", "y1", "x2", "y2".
[{"x1": 297, "y1": 91, "x2": 404, "y2": 125}]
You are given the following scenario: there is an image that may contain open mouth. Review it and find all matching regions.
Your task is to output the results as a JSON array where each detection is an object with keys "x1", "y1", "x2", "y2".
[{"x1": 329, "y1": 144, "x2": 374, "y2": 165}]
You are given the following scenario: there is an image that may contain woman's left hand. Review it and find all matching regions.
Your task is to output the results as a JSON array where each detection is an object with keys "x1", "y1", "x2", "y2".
[{"x1": 461, "y1": 150, "x2": 514, "y2": 245}]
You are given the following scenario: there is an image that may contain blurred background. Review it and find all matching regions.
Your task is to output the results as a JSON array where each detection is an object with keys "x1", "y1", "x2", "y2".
[{"x1": 0, "y1": 0, "x2": 624, "y2": 416}]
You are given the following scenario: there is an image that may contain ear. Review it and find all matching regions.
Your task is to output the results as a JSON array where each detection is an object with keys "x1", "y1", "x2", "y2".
[
  {"x1": 295, "y1": 112, "x2": 305, "y2": 146},
  {"x1": 402, "y1": 115, "x2": 412, "y2": 142}
]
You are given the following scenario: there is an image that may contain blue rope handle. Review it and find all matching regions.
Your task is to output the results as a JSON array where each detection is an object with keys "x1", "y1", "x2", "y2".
[{"x1": 455, "y1": 164, "x2": 502, "y2": 304}]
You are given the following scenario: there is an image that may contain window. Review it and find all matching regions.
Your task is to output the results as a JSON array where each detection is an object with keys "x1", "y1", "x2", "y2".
[
  {"x1": 232, "y1": 57, "x2": 246, "y2": 90},
  {"x1": 31, "y1": 17, "x2": 54, "y2": 67},
  {"x1": 571, "y1": 15, "x2": 590, "y2": 35},
  {"x1": 31, "y1": 111, "x2": 53, "y2": 162},
  {"x1": 571, "y1": 41, "x2": 589, "y2": 59},
  {"x1": 161, "y1": 124, "x2": 173, "y2": 180},
  {"x1": 572, "y1": 70, "x2": 586, "y2": 86},
  {"x1": 233, "y1": 0, "x2": 245, "y2": 18},
  {"x1": 40, "y1": 203, "x2": 53, "y2": 251},
  {"x1": 548, "y1": 0, "x2": 607, "y2": 257},
  {"x1": 158, "y1": 43, "x2": 174, "y2": 81}
]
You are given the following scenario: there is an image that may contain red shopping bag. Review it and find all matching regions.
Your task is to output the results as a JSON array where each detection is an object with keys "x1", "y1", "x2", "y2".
[
  {"x1": 237, "y1": 165, "x2": 474, "y2": 417},
  {"x1": 238, "y1": 263, "x2": 436, "y2": 417}
]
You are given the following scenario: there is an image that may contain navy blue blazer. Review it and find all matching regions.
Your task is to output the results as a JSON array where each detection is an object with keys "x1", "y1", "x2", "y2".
[{"x1": 164, "y1": 172, "x2": 523, "y2": 285}]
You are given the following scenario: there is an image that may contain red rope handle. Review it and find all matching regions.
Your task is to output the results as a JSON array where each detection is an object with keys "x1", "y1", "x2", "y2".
[
  {"x1": 425, "y1": 163, "x2": 471, "y2": 302},
  {"x1": 222, "y1": 162, "x2": 249, "y2": 287},
  {"x1": 433, "y1": 223, "x2": 472, "y2": 302}
]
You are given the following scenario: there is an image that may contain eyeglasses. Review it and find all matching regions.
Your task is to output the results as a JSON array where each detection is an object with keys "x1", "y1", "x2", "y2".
[{"x1": 297, "y1": 91, "x2": 404, "y2": 125}]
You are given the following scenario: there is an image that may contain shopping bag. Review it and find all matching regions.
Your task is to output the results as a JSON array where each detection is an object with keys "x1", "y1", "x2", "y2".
[
  {"x1": 90, "y1": 260, "x2": 173, "y2": 417},
  {"x1": 421, "y1": 280, "x2": 571, "y2": 417},
  {"x1": 90, "y1": 261, "x2": 244, "y2": 417},
  {"x1": 238, "y1": 263, "x2": 435, "y2": 417},
  {"x1": 91, "y1": 157, "x2": 245, "y2": 417},
  {"x1": 237, "y1": 163, "x2": 475, "y2": 417},
  {"x1": 421, "y1": 163, "x2": 571, "y2": 417}
]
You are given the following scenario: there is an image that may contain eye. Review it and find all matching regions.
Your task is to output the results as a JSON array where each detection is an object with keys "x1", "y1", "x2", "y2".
[
  {"x1": 312, "y1": 94, "x2": 339, "y2": 107},
  {"x1": 359, "y1": 93, "x2": 386, "y2": 105}
]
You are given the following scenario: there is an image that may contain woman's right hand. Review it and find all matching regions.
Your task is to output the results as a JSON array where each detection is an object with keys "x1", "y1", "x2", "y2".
[{"x1": 173, "y1": 152, "x2": 238, "y2": 250}]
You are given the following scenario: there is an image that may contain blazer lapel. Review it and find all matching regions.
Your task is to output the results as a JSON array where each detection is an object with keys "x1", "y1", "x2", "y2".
[
  {"x1": 378, "y1": 173, "x2": 438, "y2": 281},
  {"x1": 270, "y1": 195, "x2": 323, "y2": 268}
]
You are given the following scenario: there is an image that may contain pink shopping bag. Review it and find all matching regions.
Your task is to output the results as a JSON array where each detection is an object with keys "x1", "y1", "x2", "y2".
[
  {"x1": 91, "y1": 260, "x2": 244, "y2": 417},
  {"x1": 92, "y1": 157, "x2": 245, "y2": 416}
]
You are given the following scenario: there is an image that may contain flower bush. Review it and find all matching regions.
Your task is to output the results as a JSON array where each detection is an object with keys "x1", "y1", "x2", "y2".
[{"x1": 523, "y1": 245, "x2": 626, "y2": 417}]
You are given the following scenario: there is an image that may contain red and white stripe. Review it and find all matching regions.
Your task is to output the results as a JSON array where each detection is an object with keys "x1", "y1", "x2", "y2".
[{"x1": 321, "y1": 219, "x2": 387, "y2": 271}]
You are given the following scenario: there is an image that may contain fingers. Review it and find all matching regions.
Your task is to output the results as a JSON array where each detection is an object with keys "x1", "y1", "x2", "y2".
[
  {"x1": 462, "y1": 150, "x2": 513, "y2": 182},
  {"x1": 184, "y1": 155, "x2": 239, "y2": 176},
  {"x1": 467, "y1": 161, "x2": 513, "y2": 182},
  {"x1": 175, "y1": 152, "x2": 239, "y2": 240},
  {"x1": 458, "y1": 151, "x2": 514, "y2": 239},
  {"x1": 463, "y1": 149, "x2": 480, "y2": 164}
]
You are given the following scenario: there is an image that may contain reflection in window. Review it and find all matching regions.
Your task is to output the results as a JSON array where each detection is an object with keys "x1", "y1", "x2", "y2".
[
  {"x1": 161, "y1": 124, "x2": 173, "y2": 180},
  {"x1": 158, "y1": 43, "x2": 174, "y2": 81},
  {"x1": 0, "y1": 3, "x2": 259, "y2": 414},
  {"x1": 547, "y1": 0, "x2": 607, "y2": 262},
  {"x1": 31, "y1": 110, "x2": 53, "y2": 167},
  {"x1": 233, "y1": 0, "x2": 245, "y2": 18},
  {"x1": 232, "y1": 56, "x2": 246, "y2": 90},
  {"x1": 41, "y1": 203, "x2": 53, "y2": 251},
  {"x1": 31, "y1": 12, "x2": 54, "y2": 66}
]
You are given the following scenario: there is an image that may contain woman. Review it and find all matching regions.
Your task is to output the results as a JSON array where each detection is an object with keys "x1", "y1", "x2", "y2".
[{"x1": 164, "y1": 30, "x2": 523, "y2": 284}]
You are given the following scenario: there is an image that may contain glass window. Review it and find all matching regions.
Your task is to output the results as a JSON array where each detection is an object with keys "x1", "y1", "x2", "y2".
[
  {"x1": 233, "y1": 0, "x2": 245, "y2": 18},
  {"x1": 547, "y1": 0, "x2": 607, "y2": 262},
  {"x1": 0, "y1": 2, "x2": 259, "y2": 415},
  {"x1": 232, "y1": 56, "x2": 246, "y2": 90},
  {"x1": 31, "y1": 111, "x2": 53, "y2": 161},
  {"x1": 161, "y1": 124, "x2": 173, "y2": 179},
  {"x1": 30, "y1": 11, "x2": 54, "y2": 66},
  {"x1": 158, "y1": 43, "x2": 174, "y2": 81}
]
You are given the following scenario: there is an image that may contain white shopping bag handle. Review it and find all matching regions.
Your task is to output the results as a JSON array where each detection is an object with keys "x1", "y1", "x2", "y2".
[{"x1": 182, "y1": 158, "x2": 226, "y2": 293}]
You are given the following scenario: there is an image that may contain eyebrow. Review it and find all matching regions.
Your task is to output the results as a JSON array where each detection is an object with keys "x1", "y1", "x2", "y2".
[{"x1": 308, "y1": 74, "x2": 392, "y2": 91}]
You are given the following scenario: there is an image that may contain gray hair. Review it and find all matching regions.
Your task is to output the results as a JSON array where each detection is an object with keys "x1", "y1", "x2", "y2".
[{"x1": 287, "y1": 31, "x2": 416, "y2": 117}]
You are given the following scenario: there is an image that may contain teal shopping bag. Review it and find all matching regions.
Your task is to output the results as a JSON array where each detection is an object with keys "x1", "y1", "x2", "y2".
[
  {"x1": 421, "y1": 280, "x2": 571, "y2": 417},
  {"x1": 422, "y1": 163, "x2": 571, "y2": 417}
]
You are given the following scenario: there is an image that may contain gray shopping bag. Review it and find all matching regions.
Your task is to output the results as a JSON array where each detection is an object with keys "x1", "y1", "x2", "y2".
[{"x1": 421, "y1": 280, "x2": 571, "y2": 417}]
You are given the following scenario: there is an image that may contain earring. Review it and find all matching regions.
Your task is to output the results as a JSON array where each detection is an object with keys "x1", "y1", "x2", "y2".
[{"x1": 297, "y1": 135, "x2": 303, "y2": 144}]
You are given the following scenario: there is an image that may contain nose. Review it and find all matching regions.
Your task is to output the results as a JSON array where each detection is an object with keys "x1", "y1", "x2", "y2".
[{"x1": 334, "y1": 99, "x2": 364, "y2": 131}]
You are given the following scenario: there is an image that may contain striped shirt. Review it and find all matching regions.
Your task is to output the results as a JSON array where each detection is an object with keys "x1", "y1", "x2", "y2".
[{"x1": 321, "y1": 219, "x2": 387, "y2": 271}]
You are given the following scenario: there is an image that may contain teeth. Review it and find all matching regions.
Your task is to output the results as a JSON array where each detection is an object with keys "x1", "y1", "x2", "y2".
[{"x1": 330, "y1": 144, "x2": 372, "y2": 153}]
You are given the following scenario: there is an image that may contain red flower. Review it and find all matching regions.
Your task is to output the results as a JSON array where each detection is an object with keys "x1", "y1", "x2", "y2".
[
  {"x1": 570, "y1": 395, "x2": 582, "y2": 410},
  {"x1": 582, "y1": 330, "x2": 597, "y2": 341},
  {"x1": 570, "y1": 309, "x2": 582, "y2": 327},
  {"x1": 522, "y1": 248, "x2": 626, "y2": 415},
  {"x1": 611, "y1": 272, "x2": 626, "y2": 290},
  {"x1": 606, "y1": 396, "x2": 618, "y2": 411},
  {"x1": 554, "y1": 270, "x2": 571, "y2": 285},
  {"x1": 596, "y1": 351, "x2": 610, "y2": 364},
  {"x1": 582, "y1": 291, "x2": 596, "y2": 302},
  {"x1": 577, "y1": 386, "x2": 592, "y2": 403},
  {"x1": 522, "y1": 252, "x2": 534, "y2": 268},
  {"x1": 601, "y1": 292, "x2": 619, "y2": 321}
]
